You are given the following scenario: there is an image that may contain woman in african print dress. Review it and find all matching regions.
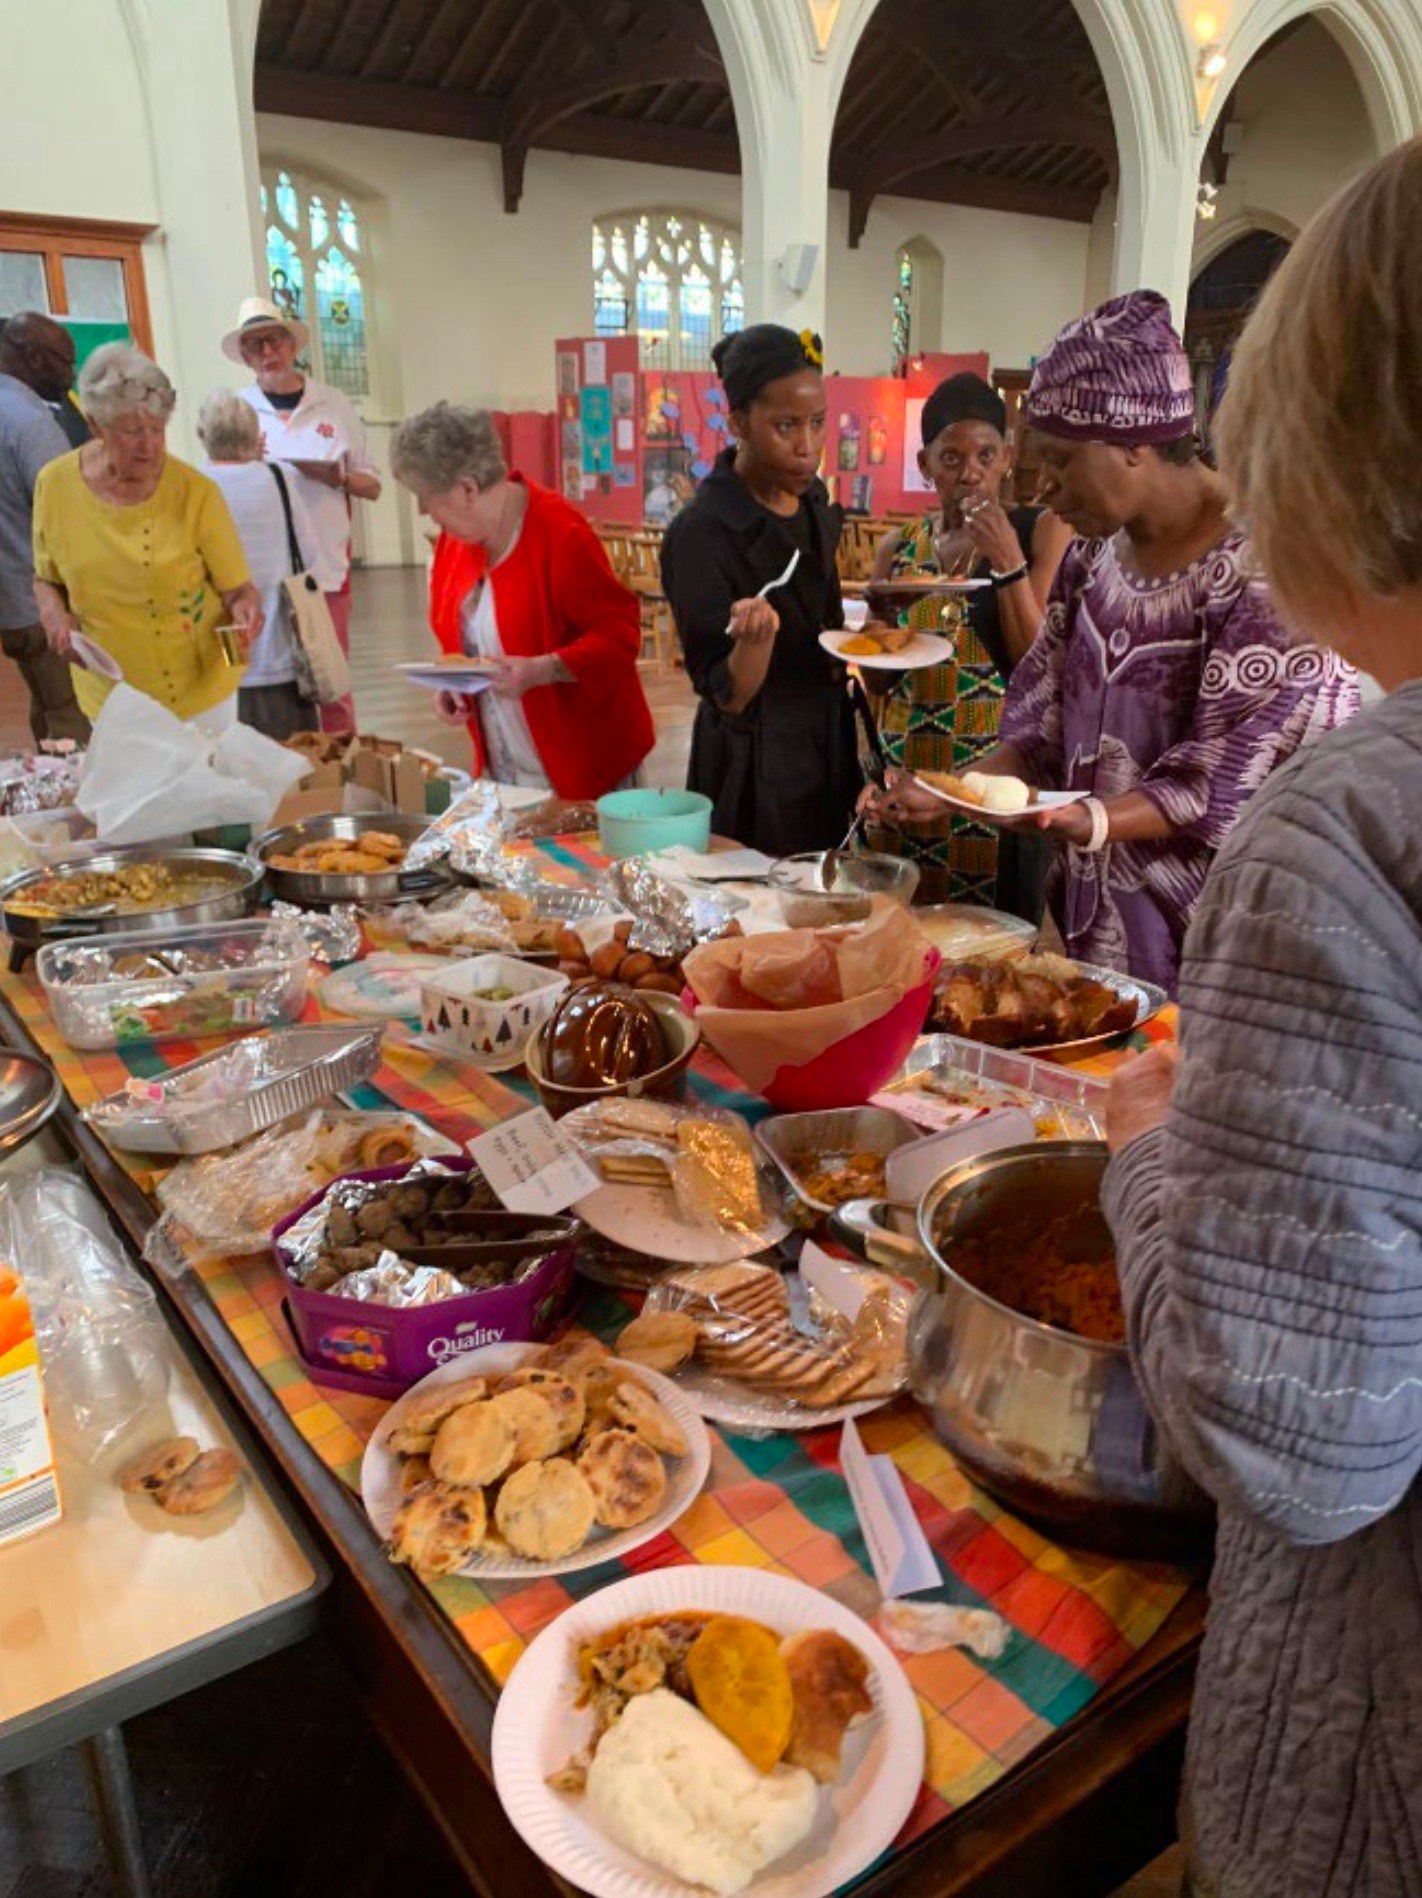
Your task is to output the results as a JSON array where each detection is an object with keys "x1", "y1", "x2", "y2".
[
  {"x1": 864, "y1": 374, "x2": 1068, "y2": 910},
  {"x1": 869, "y1": 294, "x2": 1358, "y2": 994}
]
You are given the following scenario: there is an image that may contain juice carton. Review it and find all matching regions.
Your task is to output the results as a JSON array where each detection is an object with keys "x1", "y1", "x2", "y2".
[{"x1": 0, "y1": 1261, "x2": 62, "y2": 1545}]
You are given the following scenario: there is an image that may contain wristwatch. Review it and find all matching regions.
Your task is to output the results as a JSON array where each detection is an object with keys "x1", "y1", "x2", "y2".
[{"x1": 990, "y1": 561, "x2": 1029, "y2": 589}]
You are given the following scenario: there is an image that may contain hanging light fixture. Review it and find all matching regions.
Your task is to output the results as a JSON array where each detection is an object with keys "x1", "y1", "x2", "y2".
[
  {"x1": 1196, "y1": 181, "x2": 1220, "y2": 221},
  {"x1": 1197, "y1": 42, "x2": 1228, "y2": 78}
]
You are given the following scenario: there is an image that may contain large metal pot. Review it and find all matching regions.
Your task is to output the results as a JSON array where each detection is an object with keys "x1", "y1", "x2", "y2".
[
  {"x1": 836, "y1": 1141, "x2": 1210, "y2": 1556},
  {"x1": 0, "y1": 847, "x2": 263, "y2": 969}
]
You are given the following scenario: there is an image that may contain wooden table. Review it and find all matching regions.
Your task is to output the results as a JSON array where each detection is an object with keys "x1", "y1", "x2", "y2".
[
  {"x1": 0, "y1": 1124, "x2": 327, "y2": 1895},
  {"x1": 0, "y1": 997, "x2": 1205, "y2": 1898}
]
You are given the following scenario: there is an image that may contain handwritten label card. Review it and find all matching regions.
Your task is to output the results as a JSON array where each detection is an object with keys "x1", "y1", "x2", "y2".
[
  {"x1": 841, "y1": 1419, "x2": 940, "y2": 1599},
  {"x1": 798, "y1": 1238, "x2": 868, "y2": 1323},
  {"x1": 466, "y1": 1108, "x2": 599, "y2": 1215}
]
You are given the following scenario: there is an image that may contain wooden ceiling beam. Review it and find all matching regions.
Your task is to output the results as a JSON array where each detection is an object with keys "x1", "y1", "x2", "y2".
[
  {"x1": 403, "y1": 0, "x2": 477, "y2": 88},
  {"x1": 841, "y1": 105, "x2": 1114, "y2": 243},
  {"x1": 832, "y1": 157, "x2": 1101, "y2": 225},
  {"x1": 358, "y1": 0, "x2": 430, "y2": 81},
  {"x1": 254, "y1": 64, "x2": 505, "y2": 139}
]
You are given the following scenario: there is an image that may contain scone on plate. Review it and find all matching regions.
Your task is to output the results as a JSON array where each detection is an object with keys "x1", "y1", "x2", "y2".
[
  {"x1": 485, "y1": 1387, "x2": 561, "y2": 1466},
  {"x1": 389, "y1": 1479, "x2": 487, "y2": 1578},
  {"x1": 495, "y1": 1458, "x2": 597, "y2": 1560},
  {"x1": 609, "y1": 1381, "x2": 688, "y2": 1457},
  {"x1": 493, "y1": 1369, "x2": 586, "y2": 1451},
  {"x1": 385, "y1": 1376, "x2": 488, "y2": 1456},
  {"x1": 430, "y1": 1400, "x2": 515, "y2": 1488},
  {"x1": 578, "y1": 1428, "x2": 667, "y2": 1529}
]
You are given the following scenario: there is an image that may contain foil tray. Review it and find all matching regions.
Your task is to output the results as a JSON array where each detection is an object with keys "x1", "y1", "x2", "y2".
[{"x1": 83, "y1": 1024, "x2": 384, "y2": 1156}]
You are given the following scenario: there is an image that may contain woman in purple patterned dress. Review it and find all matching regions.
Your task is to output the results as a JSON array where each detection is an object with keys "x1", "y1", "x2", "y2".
[{"x1": 871, "y1": 292, "x2": 1359, "y2": 993}]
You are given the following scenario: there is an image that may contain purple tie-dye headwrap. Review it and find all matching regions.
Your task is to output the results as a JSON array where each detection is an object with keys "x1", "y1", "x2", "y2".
[{"x1": 1027, "y1": 291, "x2": 1196, "y2": 445}]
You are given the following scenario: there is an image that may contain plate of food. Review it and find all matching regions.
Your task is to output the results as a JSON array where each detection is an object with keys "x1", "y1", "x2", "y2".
[
  {"x1": 819, "y1": 628, "x2": 952, "y2": 670},
  {"x1": 396, "y1": 656, "x2": 498, "y2": 694},
  {"x1": 491, "y1": 1563, "x2": 925, "y2": 1898},
  {"x1": 843, "y1": 574, "x2": 991, "y2": 596},
  {"x1": 928, "y1": 951, "x2": 1167, "y2": 1056},
  {"x1": 911, "y1": 768, "x2": 1082, "y2": 822},
  {"x1": 565, "y1": 1099, "x2": 790, "y2": 1267},
  {"x1": 362, "y1": 1338, "x2": 711, "y2": 1581},
  {"x1": 636, "y1": 1259, "x2": 911, "y2": 1432}
]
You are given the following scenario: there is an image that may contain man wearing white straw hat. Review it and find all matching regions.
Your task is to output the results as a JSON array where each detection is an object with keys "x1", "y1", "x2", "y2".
[{"x1": 225, "y1": 294, "x2": 381, "y2": 732}]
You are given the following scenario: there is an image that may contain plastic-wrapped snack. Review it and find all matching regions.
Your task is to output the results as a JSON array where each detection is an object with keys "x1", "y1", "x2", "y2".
[
  {"x1": 382, "y1": 890, "x2": 516, "y2": 957},
  {"x1": 671, "y1": 1116, "x2": 765, "y2": 1235}
]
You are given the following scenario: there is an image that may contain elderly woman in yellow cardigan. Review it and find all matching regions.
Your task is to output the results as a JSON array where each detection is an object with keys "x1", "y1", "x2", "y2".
[{"x1": 32, "y1": 343, "x2": 262, "y2": 731}]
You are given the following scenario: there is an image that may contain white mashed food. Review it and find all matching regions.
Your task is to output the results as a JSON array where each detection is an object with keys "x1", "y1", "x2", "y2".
[
  {"x1": 960, "y1": 770, "x2": 1031, "y2": 815},
  {"x1": 585, "y1": 1688, "x2": 819, "y2": 1895}
]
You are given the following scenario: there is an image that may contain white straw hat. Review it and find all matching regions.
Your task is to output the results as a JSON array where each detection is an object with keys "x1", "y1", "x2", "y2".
[{"x1": 222, "y1": 295, "x2": 311, "y2": 363}]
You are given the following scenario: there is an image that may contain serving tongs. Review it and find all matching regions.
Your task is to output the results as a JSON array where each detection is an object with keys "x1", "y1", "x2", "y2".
[{"x1": 398, "y1": 1208, "x2": 581, "y2": 1269}]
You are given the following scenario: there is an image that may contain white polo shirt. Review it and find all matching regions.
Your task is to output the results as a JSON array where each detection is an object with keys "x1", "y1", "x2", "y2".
[{"x1": 240, "y1": 377, "x2": 378, "y2": 592}]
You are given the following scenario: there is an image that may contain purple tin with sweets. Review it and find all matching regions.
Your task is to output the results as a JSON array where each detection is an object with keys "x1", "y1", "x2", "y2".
[{"x1": 272, "y1": 1156, "x2": 579, "y2": 1397}]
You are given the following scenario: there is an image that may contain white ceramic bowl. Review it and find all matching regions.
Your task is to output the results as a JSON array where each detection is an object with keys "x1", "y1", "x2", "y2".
[{"x1": 418, "y1": 953, "x2": 569, "y2": 1072}]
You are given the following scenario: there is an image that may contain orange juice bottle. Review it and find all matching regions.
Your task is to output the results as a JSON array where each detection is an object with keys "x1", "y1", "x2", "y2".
[{"x1": 0, "y1": 1261, "x2": 62, "y2": 1544}]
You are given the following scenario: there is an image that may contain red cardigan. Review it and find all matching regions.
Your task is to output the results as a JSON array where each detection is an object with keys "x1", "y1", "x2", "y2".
[{"x1": 427, "y1": 478, "x2": 654, "y2": 800}]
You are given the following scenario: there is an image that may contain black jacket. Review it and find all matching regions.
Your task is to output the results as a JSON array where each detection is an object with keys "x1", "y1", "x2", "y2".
[{"x1": 660, "y1": 450, "x2": 860, "y2": 856}]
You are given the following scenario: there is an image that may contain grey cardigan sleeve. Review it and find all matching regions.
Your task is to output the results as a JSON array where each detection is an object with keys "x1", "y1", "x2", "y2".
[{"x1": 1103, "y1": 794, "x2": 1422, "y2": 1548}]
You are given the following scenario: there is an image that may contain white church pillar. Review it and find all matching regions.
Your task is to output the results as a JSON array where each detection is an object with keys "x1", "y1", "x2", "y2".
[{"x1": 1111, "y1": 140, "x2": 1204, "y2": 322}]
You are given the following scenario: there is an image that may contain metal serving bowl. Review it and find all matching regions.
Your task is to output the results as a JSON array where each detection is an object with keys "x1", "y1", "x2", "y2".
[
  {"x1": 837, "y1": 1141, "x2": 1210, "y2": 1556},
  {"x1": 0, "y1": 847, "x2": 262, "y2": 964},
  {"x1": 253, "y1": 811, "x2": 452, "y2": 908}
]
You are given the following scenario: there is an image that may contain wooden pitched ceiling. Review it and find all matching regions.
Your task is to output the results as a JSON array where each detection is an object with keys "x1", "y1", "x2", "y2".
[{"x1": 254, "y1": 0, "x2": 1116, "y2": 233}]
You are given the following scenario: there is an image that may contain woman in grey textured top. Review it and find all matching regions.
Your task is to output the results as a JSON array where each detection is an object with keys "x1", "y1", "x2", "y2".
[{"x1": 1104, "y1": 138, "x2": 1422, "y2": 1897}]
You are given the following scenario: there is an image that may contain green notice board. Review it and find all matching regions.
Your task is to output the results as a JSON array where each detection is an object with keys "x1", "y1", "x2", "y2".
[{"x1": 61, "y1": 319, "x2": 132, "y2": 373}]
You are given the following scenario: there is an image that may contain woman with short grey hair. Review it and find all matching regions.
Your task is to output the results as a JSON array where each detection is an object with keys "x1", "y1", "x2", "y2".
[
  {"x1": 33, "y1": 344, "x2": 263, "y2": 729},
  {"x1": 199, "y1": 388, "x2": 321, "y2": 740},
  {"x1": 389, "y1": 400, "x2": 652, "y2": 796}
]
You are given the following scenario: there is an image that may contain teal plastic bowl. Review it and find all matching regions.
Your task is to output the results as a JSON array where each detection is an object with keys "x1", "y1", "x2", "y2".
[{"x1": 596, "y1": 788, "x2": 713, "y2": 858}]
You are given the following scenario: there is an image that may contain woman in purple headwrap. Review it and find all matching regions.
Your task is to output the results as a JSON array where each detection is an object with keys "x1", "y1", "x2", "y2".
[{"x1": 870, "y1": 291, "x2": 1359, "y2": 993}]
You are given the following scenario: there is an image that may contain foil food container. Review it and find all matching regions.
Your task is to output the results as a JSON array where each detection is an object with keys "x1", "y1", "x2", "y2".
[
  {"x1": 755, "y1": 1105, "x2": 927, "y2": 1215},
  {"x1": 83, "y1": 1024, "x2": 384, "y2": 1156},
  {"x1": 273, "y1": 1157, "x2": 578, "y2": 1396},
  {"x1": 593, "y1": 857, "x2": 743, "y2": 958}
]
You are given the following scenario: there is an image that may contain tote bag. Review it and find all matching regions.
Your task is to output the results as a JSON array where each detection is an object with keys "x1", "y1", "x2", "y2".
[{"x1": 267, "y1": 463, "x2": 352, "y2": 705}]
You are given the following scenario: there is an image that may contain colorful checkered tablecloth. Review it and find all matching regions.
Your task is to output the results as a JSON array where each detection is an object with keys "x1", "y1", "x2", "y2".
[{"x1": 1, "y1": 841, "x2": 1193, "y2": 1845}]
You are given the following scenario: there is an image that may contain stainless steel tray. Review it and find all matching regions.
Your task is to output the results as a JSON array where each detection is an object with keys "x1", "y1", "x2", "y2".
[
  {"x1": 928, "y1": 959, "x2": 1167, "y2": 1059},
  {"x1": 1, "y1": 847, "x2": 262, "y2": 952},
  {"x1": 755, "y1": 1105, "x2": 926, "y2": 1215},
  {"x1": 0, "y1": 1047, "x2": 62, "y2": 1154},
  {"x1": 880, "y1": 1034, "x2": 1109, "y2": 1139},
  {"x1": 253, "y1": 812, "x2": 453, "y2": 908},
  {"x1": 82, "y1": 1024, "x2": 384, "y2": 1155}
]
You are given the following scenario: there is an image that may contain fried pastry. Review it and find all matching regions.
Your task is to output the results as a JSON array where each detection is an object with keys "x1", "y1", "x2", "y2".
[
  {"x1": 399, "y1": 1453, "x2": 433, "y2": 1495},
  {"x1": 578, "y1": 1428, "x2": 667, "y2": 1529},
  {"x1": 389, "y1": 1479, "x2": 487, "y2": 1578},
  {"x1": 117, "y1": 1435, "x2": 200, "y2": 1494},
  {"x1": 493, "y1": 1369, "x2": 585, "y2": 1451},
  {"x1": 430, "y1": 1400, "x2": 515, "y2": 1487},
  {"x1": 155, "y1": 1447, "x2": 242, "y2": 1516},
  {"x1": 485, "y1": 1387, "x2": 561, "y2": 1467},
  {"x1": 537, "y1": 1333, "x2": 612, "y2": 1382},
  {"x1": 384, "y1": 1376, "x2": 488, "y2": 1456},
  {"x1": 615, "y1": 1311, "x2": 697, "y2": 1374},
  {"x1": 609, "y1": 1381, "x2": 688, "y2": 1457},
  {"x1": 494, "y1": 1457, "x2": 597, "y2": 1560},
  {"x1": 358, "y1": 830, "x2": 405, "y2": 859},
  {"x1": 779, "y1": 1629, "x2": 873, "y2": 1781}
]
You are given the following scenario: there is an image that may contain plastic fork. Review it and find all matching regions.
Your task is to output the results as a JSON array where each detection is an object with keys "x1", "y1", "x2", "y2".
[{"x1": 724, "y1": 548, "x2": 800, "y2": 634}]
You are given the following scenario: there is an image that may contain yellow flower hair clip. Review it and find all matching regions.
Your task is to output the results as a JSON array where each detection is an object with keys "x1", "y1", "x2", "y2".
[{"x1": 799, "y1": 329, "x2": 824, "y2": 368}]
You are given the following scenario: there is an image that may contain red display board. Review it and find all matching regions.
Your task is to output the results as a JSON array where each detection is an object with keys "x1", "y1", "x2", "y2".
[{"x1": 553, "y1": 335, "x2": 642, "y2": 523}]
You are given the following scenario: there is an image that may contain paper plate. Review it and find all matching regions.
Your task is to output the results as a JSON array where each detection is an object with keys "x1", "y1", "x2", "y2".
[
  {"x1": 70, "y1": 632, "x2": 123, "y2": 680},
  {"x1": 843, "y1": 575, "x2": 991, "y2": 596},
  {"x1": 396, "y1": 662, "x2": 496, "y2": 695},
  {"x1": 819, "y1": 629, "x2": 953, "y2": 671},
  {"x1": 361, "y1": 1343, "x2": 711, "y2": 1580},
  {"x1": 667, "y1": 1363, "x2": 894, "y2": 1435},
  {"x1": 572, "y1": 1178, "x2": 789, "y2": 1267},
  {"x1": 912, "y1": 773, "x2": 1083, "y2": 823},
  {"x1": 491, "y1": 1564, "x2": 926, "y2": 1898}
]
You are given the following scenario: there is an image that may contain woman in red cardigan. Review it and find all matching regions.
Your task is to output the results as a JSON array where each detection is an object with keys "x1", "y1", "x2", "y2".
[{"x1": 390, "y1": 402, "x2": 654, "y2": 797}]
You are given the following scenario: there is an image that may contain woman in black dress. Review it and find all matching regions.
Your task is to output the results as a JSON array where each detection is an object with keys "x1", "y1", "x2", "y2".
[
  {"x1": 865, "y1": 373, "x2": 1069, "y2": 913},
  {"x1": 661, "y1": 324, "x2": 861, "y2": 857}
]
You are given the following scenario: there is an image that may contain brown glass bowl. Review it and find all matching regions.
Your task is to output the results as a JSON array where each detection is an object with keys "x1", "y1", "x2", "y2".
[{"x1": 525, "y1": 991, "x2": 700, "y2": 1118}]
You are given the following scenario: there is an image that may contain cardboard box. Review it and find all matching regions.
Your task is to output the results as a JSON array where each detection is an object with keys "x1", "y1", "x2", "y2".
[{"x1": 272, "y1": 733, "x2": 442, "y2": 827}]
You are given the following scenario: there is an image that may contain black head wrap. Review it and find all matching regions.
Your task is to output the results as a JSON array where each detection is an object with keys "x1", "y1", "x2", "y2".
[
  {"x1": 919, "y1": 372, "x2": 1006, "y2": 448},
  {"x1": 711, "y1": 323, "x2": 823, "y2": 411}
]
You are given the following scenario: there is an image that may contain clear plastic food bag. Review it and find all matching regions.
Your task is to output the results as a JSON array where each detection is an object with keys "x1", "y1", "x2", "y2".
[{"x1": 0, "y1": 1167, "x2": 169, "y2": 1464}]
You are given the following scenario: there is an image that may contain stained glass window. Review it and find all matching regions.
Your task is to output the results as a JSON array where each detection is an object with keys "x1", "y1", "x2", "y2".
[
  {"x1": 590, "y1": 211, "x2": 744, "y2": 369},
  {"x1": 259, "y1": 165, "x2": 376, "y2": 405},
  {"x1": 891, "y1": 247, "x2": 913, "y2": 375}
]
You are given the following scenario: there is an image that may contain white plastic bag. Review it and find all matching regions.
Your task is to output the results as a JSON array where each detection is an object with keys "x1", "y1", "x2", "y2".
[
  {"x1": 77, "y1": 684, "x2": 308, "y2": 843},
  {"x1": 0, "y1": 1168, "x2": 169, "y2": 1464}
]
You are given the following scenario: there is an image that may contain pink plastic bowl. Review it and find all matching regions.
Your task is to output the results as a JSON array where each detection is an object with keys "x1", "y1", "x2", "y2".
[{"x1": 684, "y1": 952, "x2": 939, "y2": 1111}]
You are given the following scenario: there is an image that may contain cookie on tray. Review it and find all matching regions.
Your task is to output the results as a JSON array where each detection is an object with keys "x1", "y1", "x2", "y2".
[
  {"x1": 389, "y1": 1480, "x2": 487, "y2": 1578},
  {"x1": 117, "y1": 1436, "x2": 200, "y2": 1494},
  {"x1": 430, "y1": 1401, "x2": 515, "y2": 1488},
  {"x1": 577, "y1": 1427, "x2": 667, "y2": 1529},
  {"x1": 615, "y1": 1311, "x2": 698, "y2": 1374},
  {"x1": 384, "y1": 1376, "x2": 488, "y2": 1456},
  {"x1": 608, "y1": 1381, "x2": 688, "y2": 1457},
  {"x1": 492, "y1": 1369, "x2": 585, "y2": 1452},
  {"x1": 156, "y1": 1447, "x2": 243, "y2": 1516},
  {"x1": 494, "y1": 1458, "x2": 597, "y2": 1561}
]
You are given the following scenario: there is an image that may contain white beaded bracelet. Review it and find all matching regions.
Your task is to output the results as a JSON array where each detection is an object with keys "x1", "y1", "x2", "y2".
[{"x1": 1082, "y1": 797, "x2": 1111, "y2": 853}]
